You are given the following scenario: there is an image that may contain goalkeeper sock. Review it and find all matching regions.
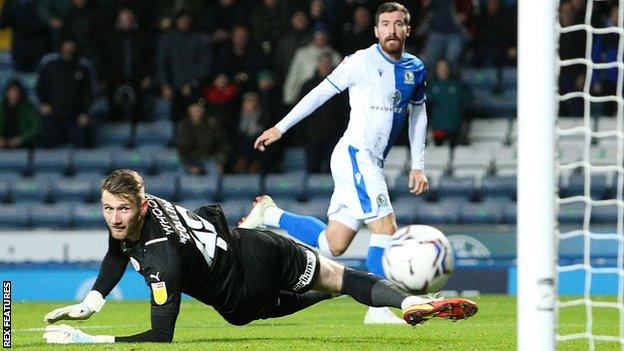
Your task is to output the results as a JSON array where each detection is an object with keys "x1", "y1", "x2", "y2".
[
  {"x1": 367, "y1": 234, "x2": 392, "y2": 278},
  {"x1": 341, "y1": 268, "x2": 408, "y2": 308},
  {"x1": 271, "y1": 208, "x2": 327, "y2": 248}
]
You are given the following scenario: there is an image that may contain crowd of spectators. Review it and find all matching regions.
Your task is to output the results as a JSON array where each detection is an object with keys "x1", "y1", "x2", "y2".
[{"x1": 1, "y1": 0, "x2": 614, "y2": 176}]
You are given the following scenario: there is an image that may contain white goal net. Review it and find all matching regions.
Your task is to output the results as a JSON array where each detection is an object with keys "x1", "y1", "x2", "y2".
[{"x1": 556, "y1": 0, "x2": 624, "y2": 350}]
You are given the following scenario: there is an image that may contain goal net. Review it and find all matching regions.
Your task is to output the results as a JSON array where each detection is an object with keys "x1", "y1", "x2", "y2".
[
  {"x1": 519, "y1": 1, "x2": 623, "y2": 350},
  {"x1": 556, "y1": 0, "x2": 624, "y2": 350}
]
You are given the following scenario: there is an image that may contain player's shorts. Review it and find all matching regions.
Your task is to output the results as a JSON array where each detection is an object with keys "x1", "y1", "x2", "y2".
[
  {"x1": 327, "y1": 140, "x2": 393, "y2": 230},
  {"x1": 217, "y1": 228, "x2": 320, "y2": 325}
]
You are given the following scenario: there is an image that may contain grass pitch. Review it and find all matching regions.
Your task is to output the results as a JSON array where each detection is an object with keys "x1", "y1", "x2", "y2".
[{"x1": 9, "y1": 294, "x2": 622, "y2": 350}]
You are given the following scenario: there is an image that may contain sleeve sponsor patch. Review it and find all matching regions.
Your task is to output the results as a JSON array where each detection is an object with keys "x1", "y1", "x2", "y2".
[{"x1": 151, "y1": 282, "x2": 168, "y2": 305}]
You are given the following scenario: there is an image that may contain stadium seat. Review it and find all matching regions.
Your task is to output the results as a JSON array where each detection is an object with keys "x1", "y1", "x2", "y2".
[
  {"x1": 282, "y1": 147, "x2": 306, "y2": 172},
  {"x1": 287, "y1": 198, "x2": 329, "y2": 222},
  {"x1": 423, "y1": 144, "x2": 451, "y2": 172},
  {"x1": 74, "y1": 203, "x2": 106, "y2": 228},
  {"x1": 153, "y1": 148, "x2": 182, "y2": 174},
  {"x1": 220, "y1": 199, "x2": 253, "y2": 225},
  {"x1": 436, "y1": 175, "x2": 476, "y2": 200},
  {"x1": 590, "y1": 143, "x2": 619, "y2": 166},
  {"x1": 0, "y1": 203, "x2": 30, "y2": 228},
  {"x1": 12, "y1": 176, "x2": 50, "y2": 203},
  {"x1": 391, "y1": 195, "x2": 427, "y2": 224},
  {"x1": 264, "y1": 171, "x2": 306, "y2": 200},
  {"x1": 461, "y1": 68, "x2": 498, "y2": 90},
  {"x1": 597, "y1": 116, "x2": 617, "y2": 133},
  {"x1": 413, "y1": 198, "x2": 464, "y2": 224},
  {"x1": 220, "y1": 174, "x2": 262, "y2": 200},
  {"x1": 592, "y1": 205, "x2": 618, "y2": 224},
  {"x1": 305, "y1": 173, "x2": 334, "y2": 199},
  {"x1": 560, "y1": 172, "x2": 606, "y2": 200},
  {"x1": 178, "y1": 174, "x2": 218, "y2": 201},
  {"x1": 30, "y1": 203, "x2": 74, "y2": 229},
  {"x1": 97, "y1": 122, "x2": 133, "y2": 146},
  {"x1": 50, "y1": 178, "x2": 97, "y2": 203},
  {"x1": 384, "y1": 146, "x2": 409, "y2": 171},
  {"x1": 178, "y1": 199, "x2": 211, "y2": 212},
  {"x1": 144, "y1": 173, "x2": 178, "y2": 200},
  {"x1": 492, "y1": 146, "x2": 517, "y2": 175},
  {"x1": 32, "y1": 148, "x2": 72, "y2": 174},
  {"x1": 0, "y1": 149, "x2": 29, "y2": 174},
  {"x1": 111, "y1": 148, "x2": 154, "y2": 175},
  {"x1": 503, "y1": 200, "x2": 517, "y2": 224},
  {"x1": 135, "y1": 120, "x2": 173, "y2": 146},
  {"x1": 451, "y1": 145, "x2": 494, "y2": 175},
  {"x1": 558, "y1": 201, "x2": 585, "y2": 224},
  {"x1": 469, "y1": 118, "x2": 509, "y2": 144},
  {"x1": 152, "y1": 98, "x2": 171, "y2": 121},
  {"x1": 480, "y1": 175, "x2": 517, "y2": 200},
  {"x1": 459, "y1": 198, "x2": 506, "y2": 224},
  {"x1": 71, "y1": 148, "x2": 113, "y2": 175}
]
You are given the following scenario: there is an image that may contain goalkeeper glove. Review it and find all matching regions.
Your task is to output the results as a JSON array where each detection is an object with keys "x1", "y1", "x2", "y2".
[
  {"x1": 43, "y1": 290, "x2": 106, "y2": 323},
  {"x1": 43, "y1": 324, "x2": 114, "y2": 344}
]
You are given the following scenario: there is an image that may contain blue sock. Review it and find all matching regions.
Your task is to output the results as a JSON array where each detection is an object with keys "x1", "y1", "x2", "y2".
[
  {"x1": 367, "y1": 234, "x2": 392, "y2": 278},
  {"x1": 278, "y1": 211, "x2": 326, "y2": 248}
]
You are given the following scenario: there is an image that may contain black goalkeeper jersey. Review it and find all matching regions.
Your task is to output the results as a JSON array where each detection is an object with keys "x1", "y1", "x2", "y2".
[{"x1": 91, "y1": 194, "x2": 241, "y2": 342}]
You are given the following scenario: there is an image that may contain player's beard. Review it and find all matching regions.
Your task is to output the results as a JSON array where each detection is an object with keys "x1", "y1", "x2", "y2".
[{"x1": 380, "y1": 36, "x2": 404, "y2": 58}]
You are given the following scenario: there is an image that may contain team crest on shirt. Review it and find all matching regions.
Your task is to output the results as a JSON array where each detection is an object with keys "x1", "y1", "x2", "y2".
[
  {"x1": 151, "y1": 281, "x2": 168, "y2": 305},
  {"x1": 404, "y1": 71, "x2": 415, "y2": 84},
  {"x1": 376, "y1": 194, "x2": 389, "y2": 207},
  {"x1": 387, "y1": 91, "x2": 402, "y2": 106}
]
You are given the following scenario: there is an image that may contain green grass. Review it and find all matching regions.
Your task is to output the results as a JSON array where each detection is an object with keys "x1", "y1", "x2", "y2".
[{"x1": 8, "y1": 295, "x2": 622, "y2": 350}]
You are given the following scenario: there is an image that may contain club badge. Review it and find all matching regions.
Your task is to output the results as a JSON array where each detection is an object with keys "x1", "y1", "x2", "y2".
[{"x1": 404, "y1": 71, "x2": 414, "y2": 84}]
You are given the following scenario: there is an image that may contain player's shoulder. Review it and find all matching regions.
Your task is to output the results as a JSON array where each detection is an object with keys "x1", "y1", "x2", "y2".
[{"x1": 401, "y1": 52, "x2": 425, "y2": 72}]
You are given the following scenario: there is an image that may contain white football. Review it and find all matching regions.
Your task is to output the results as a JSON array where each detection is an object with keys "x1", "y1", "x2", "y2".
[{"x1": 382, "y1": 225, "x2": 454, "y2": 294}]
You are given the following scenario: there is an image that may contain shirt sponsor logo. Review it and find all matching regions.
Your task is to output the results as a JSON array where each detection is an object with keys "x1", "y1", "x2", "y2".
[
  {"x1": 369, "y1": 105, "x2": 407, "y2": 113},
  {"x1": 151, "y1": 282, "x2": 167, "y2": 305},
  {"x1": 404, "y1": 71, "x2": 415, "y2": 84},
  {"x1": 292, "y1": 250, "x2": 317, "y2": 292}
]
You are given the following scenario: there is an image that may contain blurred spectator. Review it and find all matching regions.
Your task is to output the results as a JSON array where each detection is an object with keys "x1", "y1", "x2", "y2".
[
  {"x1": 156, "y1": 11, "x2": 212, "y2": 129},
  {"x1": 591, "y1": 3, "x2": 620, "y2": 116},
  {"x1": 426, "y1": 59, "x2": 471, "y2": 148},
  {"x1": 214, "y1": 25, "x2": 269, "y2": 93},
  {"x1": 558, "y1": 0, "x2": 586, "y2": 117},
  {"x1": 103, "y1": 8, "x2": 152, "y2": 123},
  {"x1": 177, "y1": 101, "x2": 230, "y2": 176},
  {"x1": 255, "y1": 70, "x2": 284, "y2": 173},
  {"x1": 37, "y1": 0, "x2": 72, "y2": 46},
  {"x1": 339, "y1": 5, "x2": 376, "y2": 56},
  {"x1": 249, "y1": 0, "x2": 292, "y2": 58},
  {"x1": 36, "y1": 38, "x2": 97, "y2": 148},
  {"x1": 0, "y1": 79, "x2": 40, "y2": 149},
  {"x1": 0, "y1": 0, "x2": 50, "y2": 72},
  {"x1": 272, "y1": 10, "x2": 312, "y2": 82},
  {"x1": 61, "y1": 0, "x2": 106, "y2": 71},
  {"x1": 233, "y1": 92, "x2": 265, "y2": 173},
  {"x1": 203, "y1": 73, "x2": 239, "y2": 133},
  {"x1": 473, "y1": 0, "x2": 517, "y2": 93},
  {"x1": 198, "y1": 0, "x2": 247, "y2": 49},
  {"x1": 299, "y1": 54, "x2": 348, "y2": 173},
  {"x1": 282, "y1": 26, "x2": 341, "y2": 106},
  {"x1": 423, "y1": 0, "x2": 475, "y2": 70}
]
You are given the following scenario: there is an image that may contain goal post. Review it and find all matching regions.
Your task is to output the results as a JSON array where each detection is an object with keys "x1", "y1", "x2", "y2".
[{"x1": 517, "y1": 1, "x2": 558, "y2": 350}]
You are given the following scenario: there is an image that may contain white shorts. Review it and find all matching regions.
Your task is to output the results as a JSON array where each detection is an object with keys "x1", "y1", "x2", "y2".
[{"x1": 327, "y1": 140, "x2": 393, "y2": 230}]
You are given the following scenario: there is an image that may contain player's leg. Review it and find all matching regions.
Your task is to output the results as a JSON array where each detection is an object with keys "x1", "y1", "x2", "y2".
[
  {"x1": 239, "y1": 195, "x2": 358, "y2": 257},
  {"x1": 258, "y1": 290, "x2": 334, "y2": 320},
  {"x1": 314, "y1": 256, "x2": 478, "y2": 325}
]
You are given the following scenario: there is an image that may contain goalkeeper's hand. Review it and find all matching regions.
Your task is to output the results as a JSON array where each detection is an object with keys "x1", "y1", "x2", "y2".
[
  {"x1": 43, "y1": 324, "x2": 114, "y2": 344},
  {"x1": 43, "y1": 290, "x2": 106, "y2": 324}
]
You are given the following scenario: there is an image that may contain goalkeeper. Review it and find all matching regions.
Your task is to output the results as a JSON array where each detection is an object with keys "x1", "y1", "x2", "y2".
[{"x1": 42, "y1": 169, "x2": 477, "y2": 344}]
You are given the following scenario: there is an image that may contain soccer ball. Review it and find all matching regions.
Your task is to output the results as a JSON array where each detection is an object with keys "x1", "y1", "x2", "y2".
[{"x1": 382, "y1": 225, "x2": 454, "y2": 294}]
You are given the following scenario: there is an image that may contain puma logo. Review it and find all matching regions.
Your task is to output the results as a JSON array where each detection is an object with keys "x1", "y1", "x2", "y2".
[{"x1": 149, "y1": 272, "x2": 161, "y2": 281}]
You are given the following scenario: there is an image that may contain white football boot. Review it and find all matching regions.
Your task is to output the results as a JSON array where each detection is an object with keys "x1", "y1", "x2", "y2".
[
  {"x1": 238, "y1": 195, "x2": 276, "y2": 229},
  {"x1": 363, "y1": 306, "x2": 405, "y2": 324}
]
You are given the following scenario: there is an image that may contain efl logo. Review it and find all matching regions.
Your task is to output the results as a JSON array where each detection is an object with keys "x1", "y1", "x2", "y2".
[{"x1": 2, "y1": 281, "x2": 10, "y2": 348}]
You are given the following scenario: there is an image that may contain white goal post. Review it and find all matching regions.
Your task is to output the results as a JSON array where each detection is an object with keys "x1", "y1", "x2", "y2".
[{"x1": 517, "y1": 1, "x2": 558, "y2": 351}]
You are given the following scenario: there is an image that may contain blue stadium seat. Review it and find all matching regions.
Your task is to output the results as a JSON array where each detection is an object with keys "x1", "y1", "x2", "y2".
[
  {"x1": 558, "y1": 201, "x2": 585, "y2": 224},
  {"x1": 12, "y1": 176, "x2": 50, "y2": 203},
  {"x1": 413, "y1": 198, "x2": 464, "y2": 224},
  {"x1": 392, "y1": 196, "x2": 427, "y2": 225},
  {"x1": 480, "y1": 175, "x2": 517, "y2": 200},
  {"x1": 72, "y1": 149, "x2": 113, "y2": 174},
  {"x1": 0, "y1": 180, "x2": 8, "y2": 203},
  {"x1": 561, "y1": 173, "x2": 607, "y2": 200},
  {"x1": 592, "y1": 205, "x2": 618, "y2": 224},
  {"x1": 284, "y1": 198, "x2": 327, "y2": 222},
  {"x1": 51, "y1": 178, "x2": 97, "y2": 203},
  {"x1": 152, "y1": 98, "x2": 171, "y2": 121},
  {"x1": 282, "y1": 147, "x2": 306, "y2": 172},
  {"x1": 459, "y1": 198, "x2": 507, "y2": 224},
  {"x1": 97, "y1": 122, "x2": 133, "y2": 146},
  {"x1": 74, "y1": 203, "x2": 105, "y2": 228},
  {"x1": 144, "y1": 173, "x2": 178, "y2": 200},
  {"x1": 0, "y1": 149, "x2": 29, "y2": 174},
  {"x1": 305, "y1": 173, "x2": 334, "y2": 199},
  {"x1": 30, "y1": 203, "x2": 74, "y2": 229},
  {"x1": 32, "y1": 148, "x2": 72, "y2": 174},
  {"x1": 111, "y1": 148, "x2": 154, "y2": 175},
  {"x1": 264, "y1": 172, "x2": 306, "y2": 200},
  {"x1": 135, "y1": 120, "x2": 173, "y2": 146},
  {"x1": 178, "y1": 199, "x2": 211, "y2": 212},
  {"x1": 0, "y1": 204, "x2": 30, "y2": 228},
  {"x1": 178, "y1": 174, "x2": 218, "y2": 201},
  {"x1": 220, "y1": 199, "x2": 252, "y2": 225},
  {"x1": 153, "y1": 148, "x2": 182, "y2": 174},
  {"x1": 436, "y1": 176, "x2": 476, "y2": 200},
  {"x1": 221, "y1": 174, "x2": 262, "y2": 200},
  {"x1": 503, "y1": 200, "x2": 517, "y2": 224}
]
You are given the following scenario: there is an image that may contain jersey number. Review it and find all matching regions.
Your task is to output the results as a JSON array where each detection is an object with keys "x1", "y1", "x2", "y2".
[{"x1": 175, "y1": 205, "x2": 227, "y2": 266}]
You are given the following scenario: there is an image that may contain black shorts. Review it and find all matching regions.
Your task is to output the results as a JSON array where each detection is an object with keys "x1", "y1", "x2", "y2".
[{"x1": 218, "y1": 228, "x2": 320, "y2": 325}]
